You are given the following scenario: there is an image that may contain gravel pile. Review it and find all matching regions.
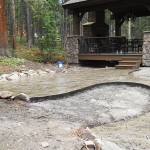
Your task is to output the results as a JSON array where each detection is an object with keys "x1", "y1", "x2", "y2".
[{"x1": 33, "y1": 84, "x2": 150, "y2": 126}]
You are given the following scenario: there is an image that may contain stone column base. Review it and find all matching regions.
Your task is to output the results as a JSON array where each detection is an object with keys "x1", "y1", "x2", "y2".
[{"x1": 143, "y1": 31, "x2": 150, "y2": 66}]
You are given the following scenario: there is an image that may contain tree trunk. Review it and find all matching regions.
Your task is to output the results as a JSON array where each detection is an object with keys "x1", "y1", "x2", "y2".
[
  {"x1": 9, "y1": 0, "x2": 17, "y2": 56},
  {"x1": 19, "y1": 0, "x2": 24, "y2": 44},
  {"x1": 0, "y1": 0, "x2": 9, "y2": 56},
  {"x1": 24, "y1": 1, "x2": 31, "y2": 48}
]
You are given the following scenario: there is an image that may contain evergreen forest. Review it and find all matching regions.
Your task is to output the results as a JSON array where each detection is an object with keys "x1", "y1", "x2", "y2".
[{"x1": 0, "y1": 0, "x2": 150, "y2": 63}]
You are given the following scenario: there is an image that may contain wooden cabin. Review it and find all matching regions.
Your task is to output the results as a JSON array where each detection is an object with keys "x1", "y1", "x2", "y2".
[{"x1": 62, "y1": 0, "x2": 150, "y2": 69}]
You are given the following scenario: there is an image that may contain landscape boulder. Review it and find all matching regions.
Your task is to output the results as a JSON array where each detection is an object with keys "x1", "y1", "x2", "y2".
[
  {"x1": 37, "y1": 69, "x2": 48, "y2": 75},
  {"x1": 28, "y1": 70, "x2": 38, "y2": 76},
  {"x1": 6, "y1": 72, "x2": 20, "y2": 81},
  {"x1": 14, "y1": 93, "x2": 30, "y2": 102},
  {"x1": 80, "y1": 127, "x2": 97, "y2": 140},
  {"x1": 0, "y1": 91, "x2": 13, "y2": 99}
]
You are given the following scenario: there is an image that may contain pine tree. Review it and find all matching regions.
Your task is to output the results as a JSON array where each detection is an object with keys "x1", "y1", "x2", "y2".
[{"x1": 0, "y1": 0, "x2": 9, "y2": 56}]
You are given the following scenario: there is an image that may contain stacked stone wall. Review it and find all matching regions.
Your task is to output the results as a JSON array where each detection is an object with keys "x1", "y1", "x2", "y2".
[
  {"x1": 143, "y1": 31, "x2": 150, "y2": 66},
  {"x1": 66, "y1": 36, "x2": 82, "y2": 64}
]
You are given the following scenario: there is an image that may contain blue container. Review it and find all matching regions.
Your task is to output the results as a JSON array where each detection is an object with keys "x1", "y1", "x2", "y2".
[{"x1": 57, "y1": 61, "x2": 63, "y2": 68}]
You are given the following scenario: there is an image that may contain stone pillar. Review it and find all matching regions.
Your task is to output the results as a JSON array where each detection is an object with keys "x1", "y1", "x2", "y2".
[
  {"x1": 143, "y1": 31, "x2": 150, "y2": 66},
  {"x1": 66, "y1": 36, "x2": 82, "y2": 64}
]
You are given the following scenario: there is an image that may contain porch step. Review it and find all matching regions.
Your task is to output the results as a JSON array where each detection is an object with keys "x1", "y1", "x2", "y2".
[
  {"x1": 118, "y1": 61, "x2": 139, "y2": 65},
  {"x1": 115, "y1": 56, "x2": 142, "y2": 69},
  {"x1": 115, "y1": 64, "x2": 137, "y2": 69},
  {"x1": 121, "y1": 57, "x2": 141, "y2": 61}
]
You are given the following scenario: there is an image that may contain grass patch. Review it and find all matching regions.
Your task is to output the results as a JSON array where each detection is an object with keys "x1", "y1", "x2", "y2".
[
  {"x1": 0, "y1": 55, "x2": 25, "y2": 67},
  {"x1": 16, "y1": 44, "x2": 67, "y2": 63}
]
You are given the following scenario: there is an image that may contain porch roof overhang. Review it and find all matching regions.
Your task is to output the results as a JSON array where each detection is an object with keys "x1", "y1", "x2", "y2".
[{"x1": 62, "y1": 0, "x2": 150, "y2": 17}]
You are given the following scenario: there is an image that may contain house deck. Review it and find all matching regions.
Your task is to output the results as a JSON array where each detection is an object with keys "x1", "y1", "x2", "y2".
[{"x1": 78, "y1": 53, "x2": 143, "y2": 61}]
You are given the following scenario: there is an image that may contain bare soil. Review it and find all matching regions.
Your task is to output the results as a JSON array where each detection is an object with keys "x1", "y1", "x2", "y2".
[
  {"x1": 0, "y1": 61, "x2": 50, "y2": 74},
  {"x1": 0, "y1": 63, "x2": 150, "y2": 150}
]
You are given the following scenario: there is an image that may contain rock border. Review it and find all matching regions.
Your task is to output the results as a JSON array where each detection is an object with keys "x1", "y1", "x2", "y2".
[
  {"x1": 0, "y1": 91, "x2": 30, "y2": 102},
  {"x1": 0, "y1": 68, "x2": 67, "y2": 82},
  {"x1": 1, "y1": 82, "x2": 150, "y2": 103},
  {"x1": 30, "y1": 81, "x2": 150, "y2": 102}
]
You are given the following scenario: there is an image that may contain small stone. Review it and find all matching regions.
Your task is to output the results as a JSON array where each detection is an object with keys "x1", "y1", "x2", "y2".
[
  {"x1": 50, "y1": 70, "x2": 56, "y2": 74},
  {"x1": 45, "y1": 69, "x2": 50, "y2": 73},
  {"x1": 14, "y1": 93, "x2": 30, "y2": 102},
  {"x1": 90, "y1": 99, "x2": 97, "y2": 103},
  {"x1": 21, "y1": 65, "x2": 26, "y2": 68},
  {"x1": 41, "y1": 142, "x2": 49, "y2": 148},
  {"x1": 17, "y1": 138, "x2": 23, "y2": 143},
  {"x1": 61, "y1": 69, "x2": 67, "y2": 73},
  {"x1": 0, "y1": 91, "x2": 13, "y2": 99}
]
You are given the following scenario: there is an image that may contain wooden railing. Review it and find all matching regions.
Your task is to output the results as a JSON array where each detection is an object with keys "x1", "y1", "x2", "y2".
[{"x1": 78, "y1": 36, "x2": 143, "y2": 54}]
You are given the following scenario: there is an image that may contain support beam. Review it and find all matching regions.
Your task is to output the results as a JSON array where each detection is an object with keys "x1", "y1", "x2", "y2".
[
  {"x1": 115, "y1": 17, "x2": 125, "y2": 36},
  {"x1": 79, "y1": 12, "x2": 85, "y2": 22},
  {"x1": 73, "y1": 12, "x2": 80, "y2": 35},
  {"x1": 115, "y1": 18, "x2": 121, "y2": 36}
]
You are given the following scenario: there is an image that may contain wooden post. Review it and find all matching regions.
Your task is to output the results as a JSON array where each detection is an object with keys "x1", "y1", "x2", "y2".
[
  {"x1": 115, "y1": 17, "x2": 125, "y2": 36},
  {"x1": 115, "y1": 18, "x2": 121, "y2": 36},
  {"x1": 73, "y1": 12, "x2": 80, "y2": 35}
]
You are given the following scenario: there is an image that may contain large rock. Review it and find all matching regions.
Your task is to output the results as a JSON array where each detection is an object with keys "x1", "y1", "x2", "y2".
[
  {"x1": 19, "y1": 72, "x2": 28, "y2": 77},
  {"x1": 94, "y1": 139, "x2": 103, "y2": 150},
  {"x1": 6, "y1": 72, "x2": 20, "y2": 81},
  {"x1": 0, "y1": 91, "x2": 13, "y2": 99},
  {"x1": 37, "y1": 69, "x2": 48, "y2": 75},
  {"x1": 82, "y1": 140, "x2": 96, "y2": 150},
  {"x1": 80, "y1": 127, "x2": 97, "y2": 140},
  {"x1": 28, "y1": 70, "x2": 38, "y2": 76},
  {"x1": 14, "y1": 93, "x2": 30, "y2": 102},
  {"x1": 22, "y1": 71, "x2": 30, "y2": 76},
  {"x1": 0, "y1": 76, "x2": 7, "y2": 82},
  {"x1": 0, "y1": 74, "x2": 9, "y2": 81}
]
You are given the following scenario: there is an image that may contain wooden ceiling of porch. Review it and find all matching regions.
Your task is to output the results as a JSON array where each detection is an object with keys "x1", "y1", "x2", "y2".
[{"x1": 63, "y1": 0, "x2": 150, "y2": 17}]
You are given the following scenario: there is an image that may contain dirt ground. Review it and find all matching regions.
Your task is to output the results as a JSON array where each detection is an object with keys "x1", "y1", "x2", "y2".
[
  {"x1": 0, "y1": 61, "x2": 51, "y2": 75},
  {"x1": 0, "y1": 62, "x2": 150, "y2": 150}
]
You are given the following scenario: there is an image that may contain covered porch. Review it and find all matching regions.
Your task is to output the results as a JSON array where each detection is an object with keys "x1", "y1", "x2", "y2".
[{"x1": 62, "y1": 0, "x2": 150, "y2": 68}]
